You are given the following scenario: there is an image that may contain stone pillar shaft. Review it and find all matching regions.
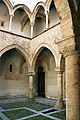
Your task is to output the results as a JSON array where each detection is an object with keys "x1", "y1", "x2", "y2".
[
  {"x1": 9, "y1": 15, "x2": 13, "y2": 31},
  {"x1": 65, "y1": 53, "x2": 80, "y2": 120},
  {"x1": 31, "y1": 25, "x2": 34, "y2": 38},
  {"x1": 55, "y1": 68, "x2": 64, "y2": 109},
  {"x1": 57, "y1": 71, "x2": 63, "y2": 100},
  {"x1": 28, "y1": 72, "x2": 35, "y2": 101},
  {"x1": 46, "y1": 12, "x2": 48, "y2": 29}
]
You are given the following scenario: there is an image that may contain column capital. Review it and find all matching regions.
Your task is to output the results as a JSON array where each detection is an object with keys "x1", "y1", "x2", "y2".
[
  {"x1": 45, "y1": 10, "x2": 49, "y2": 15},
  {"x1": 30, "y1": 16, "x2": 35, "y2": 26},
  {"x1": 30, "y1": 22, "x2": 35, "y2": 26},
  {"x1": 45, "y1": 7, "x2": 49, "y2": 15},
  {"x1": 55, "y1": 67, "x2": 64, "y2": 74},
  {"x1": 28, "y1": 72, "x2": 35, "y2": 76},
  {"x1": 9, "y1": 10, "x2": 14, "y2": 17},
  {"x1": 62, "y1": 46, "x2": 80, "y2": 57}
]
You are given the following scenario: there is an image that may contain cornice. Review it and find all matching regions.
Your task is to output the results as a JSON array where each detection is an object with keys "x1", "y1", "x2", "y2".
[{"x1": 55, "y1": 34, "x2": 75, "y2": 44}]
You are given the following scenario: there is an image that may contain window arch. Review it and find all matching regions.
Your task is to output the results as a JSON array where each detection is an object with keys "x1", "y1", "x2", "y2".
[{"x1": 8, "y1": 62, "x2": 15, "y2": 73}]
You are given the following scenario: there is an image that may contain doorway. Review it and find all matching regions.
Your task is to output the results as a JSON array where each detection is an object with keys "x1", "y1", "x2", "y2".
[
  {"x1": 38, "y1": 67, "x2": 45, "y2": 98},
  {"x1": 34, "y1": 48, "x2": 57, "y2": 99}
]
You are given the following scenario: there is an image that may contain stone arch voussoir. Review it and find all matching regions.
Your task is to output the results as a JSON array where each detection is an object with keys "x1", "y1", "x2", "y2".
[
  {"x1": 3, "y1": 0, "x2": 13, "y2": 15},
  {"x1": 13, "y1": 4, "x2": 31, "y2": 20},
  {"x1": 31, "y1": 43, "x2": 58, "y2": 72},
  {"x1": 33, "y1": 2, "x2": 45, "y2": 20}
]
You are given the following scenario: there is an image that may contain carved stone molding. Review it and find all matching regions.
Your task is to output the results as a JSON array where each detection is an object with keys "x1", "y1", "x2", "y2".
[
  {"x1": 30, "y1": 15, "x2": 35, "y2": 26},
  {"x1": 55, "y1": 34, "x2": 75, "y2": 44},
  {"x1": 9, "y1": 10, "x2": 14, "y2": 17},
  {"x1": 55, "y1": 67, "x2": 64, "y2": 74},
  {"x1": 61, "y1": 45, "x2": 79, "y2": 57},
  {"x1": 28, "y1": 72, "x2": 35, "y2": 76}
]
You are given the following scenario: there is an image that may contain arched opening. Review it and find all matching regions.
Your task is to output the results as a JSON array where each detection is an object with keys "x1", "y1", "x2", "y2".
[
  {"x1": 12, "y1": 8, "x2": 30, "y2": 37},
  {"x1": 0, "y1": 48, "x2": 29, "y2": 98},
  {"x1": 0, "y1": 0, "x2": 9, "y2": 31},
  {"x1": 48, "y1": 0, "x2": 60, "y2": 28},
  {"x1": 34, "y1": 47, "x2": 57, "y2": 99},
  {"x1": 34, "y1": 6, "x2": 46, "y2": 36}
]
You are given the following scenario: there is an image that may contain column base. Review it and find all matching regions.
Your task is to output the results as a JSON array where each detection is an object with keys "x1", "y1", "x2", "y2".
[
  {"x1": 28, "y1": 97, "x2": 35, "y2": 102},
  {"x1": 55, "y1": 100, "x2": 65, "y2": 110}
]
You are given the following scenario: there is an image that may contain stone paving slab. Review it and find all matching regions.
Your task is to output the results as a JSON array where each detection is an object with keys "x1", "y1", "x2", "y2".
[
  {"x1": 0, "y1": 98, "x2": 64, "y2": 120},
  {"x1": 0, "y1": 97, "x2": 56, "y2": 106},
  {"x1": 39, "y1": 112, "x2": 61, "y2": 120},
  {"x1": 16, "y1": 113, "x2": 40, "y2": 120},
  {"x1": 35, "y1": 97, "x2": 56, "y2": 106},
  {"x1": 0, "y1": 107, "x2": 3, "y2": 111},
  {"x1": 0, "y1": 112, "x2": 9, "y2": 120},
  {"x1": 0, "y1": 98, "x2": 27, "y2": 104},
  {"x1": 47, "y1": 109, "x2": 66, "y2": 115},
  {"x1": 0, "y1": 105, "x2": 62, "y2": 120}
]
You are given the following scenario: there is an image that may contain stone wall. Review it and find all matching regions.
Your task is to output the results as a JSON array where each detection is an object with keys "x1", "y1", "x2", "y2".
[
  {"x1": 0, "y1": 23, "x2": 62, "y2": 99},
  {"x1": 0, "y1": 23, "x2": 62, "y2": 67},
  {"x1": 0, "y1": 49, "x2": 29, "y2": 98}
]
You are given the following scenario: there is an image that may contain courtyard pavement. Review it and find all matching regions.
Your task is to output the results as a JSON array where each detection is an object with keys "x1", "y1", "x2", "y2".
[
  {"x1": 0, "y1": 97, "x2": 56, "y2": 106},
  {"x1": 0, "y1": 97, "x2": 65, "y2": 120}
]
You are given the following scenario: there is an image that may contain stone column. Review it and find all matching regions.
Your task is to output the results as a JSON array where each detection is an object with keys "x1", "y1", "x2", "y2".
[
  {"x1": 28, "y1": 72, "x2": 35, "y2": 101},
  {"x1": 45, "y1": 10, "x2": 49, "y2": 29},
  {"x1": 65, "y1": 50, "x2": 80, "y2": 120},
  {"x1": 30, "y1": 22, "x2": 34, "y2": 38},
  {"x1": 55, "y1": 68, "x2": 64, "y2": 109},
  {"x1": 9, "y1": 13, "x2": 14, "y2": 31}
]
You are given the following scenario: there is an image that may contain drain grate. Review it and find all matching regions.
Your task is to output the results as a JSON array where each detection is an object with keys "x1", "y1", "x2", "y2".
[{"x1": 42, "y1": 109, "x2": 57, "y2": 114}]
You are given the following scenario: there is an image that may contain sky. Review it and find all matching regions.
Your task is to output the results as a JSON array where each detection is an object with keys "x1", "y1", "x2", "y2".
[{"x1": 10, "y1": 0, "x2": 46, "y2": 12}]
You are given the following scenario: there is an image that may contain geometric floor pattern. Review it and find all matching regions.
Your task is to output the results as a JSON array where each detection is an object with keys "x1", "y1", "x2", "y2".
[
  {"x1": 0, "y1": 106, "x2": 66, "y2": 120},
  {"x1": 0, "y1": 98, "x2": 66, "y2": 120}
]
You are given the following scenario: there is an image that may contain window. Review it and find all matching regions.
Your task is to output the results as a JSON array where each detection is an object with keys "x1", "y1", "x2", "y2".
[
  {"x1": 8, "y1": 63, "x2": 15, "y2": 73},
  {"x1": 10, "y1": 64, "x2": 12, "y2": 72},
  {"x1": 0, "y1": 21, "x2": 5, "y2": 27}
]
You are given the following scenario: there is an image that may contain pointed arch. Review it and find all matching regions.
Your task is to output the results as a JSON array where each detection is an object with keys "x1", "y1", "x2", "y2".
[
  {"x1": 46, "y1": 0, "x2": 53, "y2": 11},
  {"x1": 21, "y1": 14, "x2": 29, "y2": 32},
  {"x1": 0, "y1": 44, "x2": 30, "y2": 72},
  {"x1": 36, "y1": 13, "x2": 46, "y2": 22},
  {"x1": 31, "y1": 43, "x2": 58, "y2": 71},
  {"x1": 3, "y1": 0, "x2": 13, "y2": 14},
  {"x1": 13, "y1": 4, "x2": 31, "y2": 19},
  {"x1": 46, "y1": 0, "x2": 74, "y2": 38},
  {"x1": 33, "y1": 2, "x2": 45, "y2": 20},
  {"x1": 46, "y1": 0, "x2": 72, "y2": 21}
]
